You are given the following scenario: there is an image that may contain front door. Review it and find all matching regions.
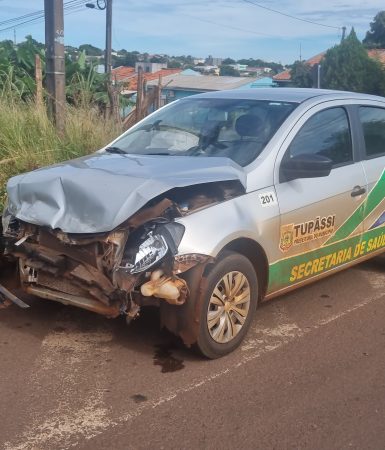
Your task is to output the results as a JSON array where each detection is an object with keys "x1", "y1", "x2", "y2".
[{"x1": 268, "y1": 104, "x2": 367, "y2": 295}]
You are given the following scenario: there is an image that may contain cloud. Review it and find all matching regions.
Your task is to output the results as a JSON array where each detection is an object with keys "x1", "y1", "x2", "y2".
[{"x1": 1, "y1": 0, "x2": 384, "y2": 62}]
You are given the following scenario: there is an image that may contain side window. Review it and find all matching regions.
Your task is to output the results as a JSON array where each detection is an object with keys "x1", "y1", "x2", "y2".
[
  {"x1": 287, "y1": 107, "x2": 353, "y2": 165},
  {"x1": 359, "y1": 106, "x2": 385, "y2": 157}
]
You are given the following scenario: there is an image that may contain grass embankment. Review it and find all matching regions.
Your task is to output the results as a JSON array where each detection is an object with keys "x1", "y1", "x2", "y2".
[{"x1": 0, "y1": 96, "x2": 122, "y2": 211}]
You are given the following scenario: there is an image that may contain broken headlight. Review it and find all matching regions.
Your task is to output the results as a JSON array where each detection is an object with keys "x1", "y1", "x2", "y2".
[
  {"x1": 122, "y1": 223, "x2": 185, "y2": 274},
  {"x1": 130, "y1": 233, "x2": 169, "y2": 274},
  {"x1": 1, "y1": 200, "x2": 19, "y2": 236}
]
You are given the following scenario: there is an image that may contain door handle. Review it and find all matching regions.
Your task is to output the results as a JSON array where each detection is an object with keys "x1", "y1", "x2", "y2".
[{"x1": 351, "y1": 185, "x2": 366, "y2": 197}]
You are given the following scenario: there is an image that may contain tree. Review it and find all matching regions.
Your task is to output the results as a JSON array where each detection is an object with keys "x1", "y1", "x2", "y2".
[
  {"x1": 290, "y1": 60, "x2": 313, "y2": 88},
  {"x1": 322, "y1": 28, "x2": 385, "y2": 95},
  {"x1": 150, "y1": 55, "x2": 167, "y2": 63},
  {"x1": 168, "y1": 60, "x2": 182, "y2": 68},
  {"x1": 0, "y1": 36, "x2": 44, "y2": 96},
  {"x1": 78, "y1": 44, "x2": 103, "y2": 56},
  {"x1": 219, "y1": 65, "x2": 240, "y2": 77},
  {"x1": 222, "y1": 57, "x2": 235, "y2": 65},
  {"x1": 363, "y1": 11, "x2": 385, "y2": 48},
  {"x1": 113, "y1": 51, "x2": 139, "y2": 68}
]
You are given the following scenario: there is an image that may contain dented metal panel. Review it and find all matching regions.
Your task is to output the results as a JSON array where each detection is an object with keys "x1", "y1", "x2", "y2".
[{"x1": 6, "y1": 154, "x2": 246, "y2": 234}]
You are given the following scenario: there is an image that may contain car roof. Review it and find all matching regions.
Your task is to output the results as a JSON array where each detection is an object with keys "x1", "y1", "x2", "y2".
[{"x1": 188, "y1": 88, "x2": 385, "y2": 104}]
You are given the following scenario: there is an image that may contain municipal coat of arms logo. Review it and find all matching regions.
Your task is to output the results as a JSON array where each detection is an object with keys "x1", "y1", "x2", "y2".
[{"x1": 279, "y1": 224, "x2": 294, "y2": 252}]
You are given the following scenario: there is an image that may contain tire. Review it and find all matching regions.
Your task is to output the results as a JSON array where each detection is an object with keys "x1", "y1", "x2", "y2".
[{"x1": 195, "y1": 251, "x2": 258, "y2": 359}]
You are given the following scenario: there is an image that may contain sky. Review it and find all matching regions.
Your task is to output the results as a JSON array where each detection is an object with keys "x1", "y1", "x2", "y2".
[{"x1": 0, "y1": 0, "x2": 384, "y2": 64}]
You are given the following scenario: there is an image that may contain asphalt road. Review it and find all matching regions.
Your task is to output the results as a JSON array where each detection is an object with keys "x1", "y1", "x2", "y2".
[{"x1": 1, "y1": 259, "x2": 385, "y2": 450}]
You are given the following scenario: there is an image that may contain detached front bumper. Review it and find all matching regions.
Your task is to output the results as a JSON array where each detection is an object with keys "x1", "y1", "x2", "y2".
[
  {"x1": 2, "y1": 217, "x2": 211, "y2": 319},
  {"x1": 0, "y1": 283, "x2": 29, "y2": 309}
]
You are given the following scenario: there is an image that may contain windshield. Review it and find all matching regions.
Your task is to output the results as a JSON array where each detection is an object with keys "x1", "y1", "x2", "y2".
[{"x1": 111, "y1": 98, "x2": 297, "y2": 166}]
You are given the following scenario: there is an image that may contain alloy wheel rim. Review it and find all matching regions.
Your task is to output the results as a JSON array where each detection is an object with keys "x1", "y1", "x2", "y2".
[{"x1": 207, "y1": 271, "x2": 251, "y2": 344}]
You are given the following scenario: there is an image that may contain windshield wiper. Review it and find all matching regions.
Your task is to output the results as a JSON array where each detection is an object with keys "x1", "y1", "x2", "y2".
[
  {"x1": 145, "y1": 152, "x2": 171, "y2": 156},
  {"x1": 105, "y1": 146, "x2": 127, "y2": 154}
]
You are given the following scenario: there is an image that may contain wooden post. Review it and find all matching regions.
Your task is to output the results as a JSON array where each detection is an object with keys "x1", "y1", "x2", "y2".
[
  {"x1": 114, "y1": 87, "x2": 121, "y2": 124},
  {"x1": 142, "y1": 79, "x2": 147, "y2": 118},
  {"x1": 136, "y1": 66, "x2": 143, "y2": 122},
  {"x1": 154, "y1": 75, "x2": 162, "y2": 110},
  {"x1": 35, "y1": 54, "x2": 43, "y2": 108}
]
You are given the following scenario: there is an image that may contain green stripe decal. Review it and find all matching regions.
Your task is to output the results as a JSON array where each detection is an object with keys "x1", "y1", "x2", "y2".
[
  {"x1": 268, "y1": 225, "x2": 385, "y2": 294},
  {"x1": 324, "y1": 169, "x2": 385, "y2": 245}
]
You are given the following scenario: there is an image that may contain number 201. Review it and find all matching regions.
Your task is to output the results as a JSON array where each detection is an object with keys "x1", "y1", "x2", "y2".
[{"x1": 261, "y1": 194, "x2": 275, "y2": 204}]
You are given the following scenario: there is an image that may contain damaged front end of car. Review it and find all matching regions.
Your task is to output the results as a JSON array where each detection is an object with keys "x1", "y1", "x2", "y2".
[{"x1": 0, "y1": 179, "x2": 243, "y2": 343}]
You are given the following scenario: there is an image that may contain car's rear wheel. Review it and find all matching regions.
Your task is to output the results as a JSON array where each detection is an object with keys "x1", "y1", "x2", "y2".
[{"x1": 196, "y1": 251, "x2": 258, "y2": 359}]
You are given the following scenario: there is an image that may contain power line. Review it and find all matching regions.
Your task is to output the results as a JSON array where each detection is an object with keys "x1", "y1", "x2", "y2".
[
  {"x1": 241, "y1": 0, "x2": 341, "y2": 30},
  {"x1": 0, "y1": 0, "x2": 86, "y2": 32},
  {"x1": 181, "y1": 14, "x2": 276, "y2": 38},
  {"x1": 0, "y1": 0, "x2": 84, "y2": 27}
]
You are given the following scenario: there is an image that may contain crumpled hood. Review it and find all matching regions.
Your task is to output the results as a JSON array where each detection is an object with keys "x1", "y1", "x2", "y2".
[{"x1": 6, "y1": 153, "x2": 246, "y2": 233}]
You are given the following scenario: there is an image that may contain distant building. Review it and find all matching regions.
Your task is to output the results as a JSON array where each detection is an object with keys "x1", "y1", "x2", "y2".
[
  {"x1": 96, "y1": 64, "x2": 105, "y2": 74},
  {"x1": 273, "y1": 52, "x2": 325, "y2": 86},
  {"x1": 111, "y1": 66, "x2": 182, "y2": 94},
  {"x1": 147, "y1": 73, "x2": 264, "y2": 105},
  {"x1": 112, "y1": 66, "x2": 135, "y2": 84},
  {"x1": 111, "y1": 66, "x2": 183, "y2": 117},
  {"x1": 247, "y1": 77, "x2": 277, "y2": 88},
  {"x1": 180, "y1": 69, "x2": 202, "y2": 76},
  {"x1": 193, "y1": 65, "x2": 220, "y2": 75},
  {"x1": 205, "y1": 55, "x2": 223, "y2": 66},
  {"x1": 135, "y1": 62, "x2": 168, "y2": 73},
  {"x1": 229, "y1": 64, "x2": 248, "y2": 72}
]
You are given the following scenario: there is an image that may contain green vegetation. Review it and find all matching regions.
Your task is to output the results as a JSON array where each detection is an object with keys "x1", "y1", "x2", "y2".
[
  {"x1": 0, "y1": 87, "x2": 120, "y2": 210},
  {"x1": 322, "y1": 29, "x2": 385, "y2": 95},
  {"x1": 0, "y1": 38, "x2": 122, "y2": 211},
  {"x1": 290, "y1": 60, "x2": 313, "y2": 88},
  {"x1": 363, "y1": 11, "x2": 385, "y2": 48},
  {"x1": 291, "y1": 21, "x2": 385, "y2": 95},
  {"x1": 219, "y1": 65, "x2": 240, "y2": 77}
]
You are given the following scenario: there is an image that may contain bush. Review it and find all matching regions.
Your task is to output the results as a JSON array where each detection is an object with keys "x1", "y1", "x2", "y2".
[{"x1": 0, "y1": 88, "x2": 122, "y2": 211}]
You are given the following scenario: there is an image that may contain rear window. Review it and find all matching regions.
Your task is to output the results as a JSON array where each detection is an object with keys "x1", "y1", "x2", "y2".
[{"x1": 359, "y1": 106, "x2": 385, "y2": 158}]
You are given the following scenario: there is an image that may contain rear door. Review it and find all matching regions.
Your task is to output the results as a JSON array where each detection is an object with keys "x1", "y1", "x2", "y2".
[
  {"x1": 357, "y1": 105, "x2": 385, "y2": 254},
  {"x1": 268, "y1": 102, "x2": 367, "y2": 295}
]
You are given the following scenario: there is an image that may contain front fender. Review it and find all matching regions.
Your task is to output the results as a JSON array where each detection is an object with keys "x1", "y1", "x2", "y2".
[{"x1": 175, "y1": 189, "x2": 279, "y2": 263}]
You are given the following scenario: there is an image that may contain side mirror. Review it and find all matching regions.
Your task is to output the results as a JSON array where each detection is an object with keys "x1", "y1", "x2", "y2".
[{"x1": 280, "y1": 153, "x2": 333, "y2": 182}]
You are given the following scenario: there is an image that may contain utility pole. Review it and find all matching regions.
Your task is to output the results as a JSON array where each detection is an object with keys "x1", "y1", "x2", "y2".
[
  {"x1": 341, "y1": 26, "x2": 346, "y2": 42},
  {"x1": 105, "y1": 0, "x2": 112, "y2": 77},
  {"x1": 317, "y1": 64, "x2": 321, "y2": 89},
  {"x1": 105, "y1": 0, "x2": 118, "y2": 120},
  {"x1": 44, "y1": 0, "x2": 65, "y2": 133},
  {"x1": 86, "y1": 0, "x2": 118, "y2": 120}
]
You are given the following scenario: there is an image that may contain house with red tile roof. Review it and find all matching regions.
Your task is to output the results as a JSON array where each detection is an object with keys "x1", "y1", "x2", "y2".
[
  {"x1": 273, "y1": 49, "x2": 385, "y2": 86},
  {"x1": 111, "y1": 66, "x2": 182, "y2": 94},
  {"x1": 111, "y1": 66, "x2": 135, "y2": 83},
  {"x1": 128, "y1": 68, "x2": 182, "y2": 91}
]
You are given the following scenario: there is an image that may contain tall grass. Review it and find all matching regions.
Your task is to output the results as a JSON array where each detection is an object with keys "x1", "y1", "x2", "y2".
[{"x1": 0, "y1": 79, "x2": 122, "y2": 211}]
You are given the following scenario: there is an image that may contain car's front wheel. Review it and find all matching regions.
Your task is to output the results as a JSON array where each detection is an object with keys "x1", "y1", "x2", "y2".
[{"x1": 196, "y1": 251, "x2": 258, "y2": 359}]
